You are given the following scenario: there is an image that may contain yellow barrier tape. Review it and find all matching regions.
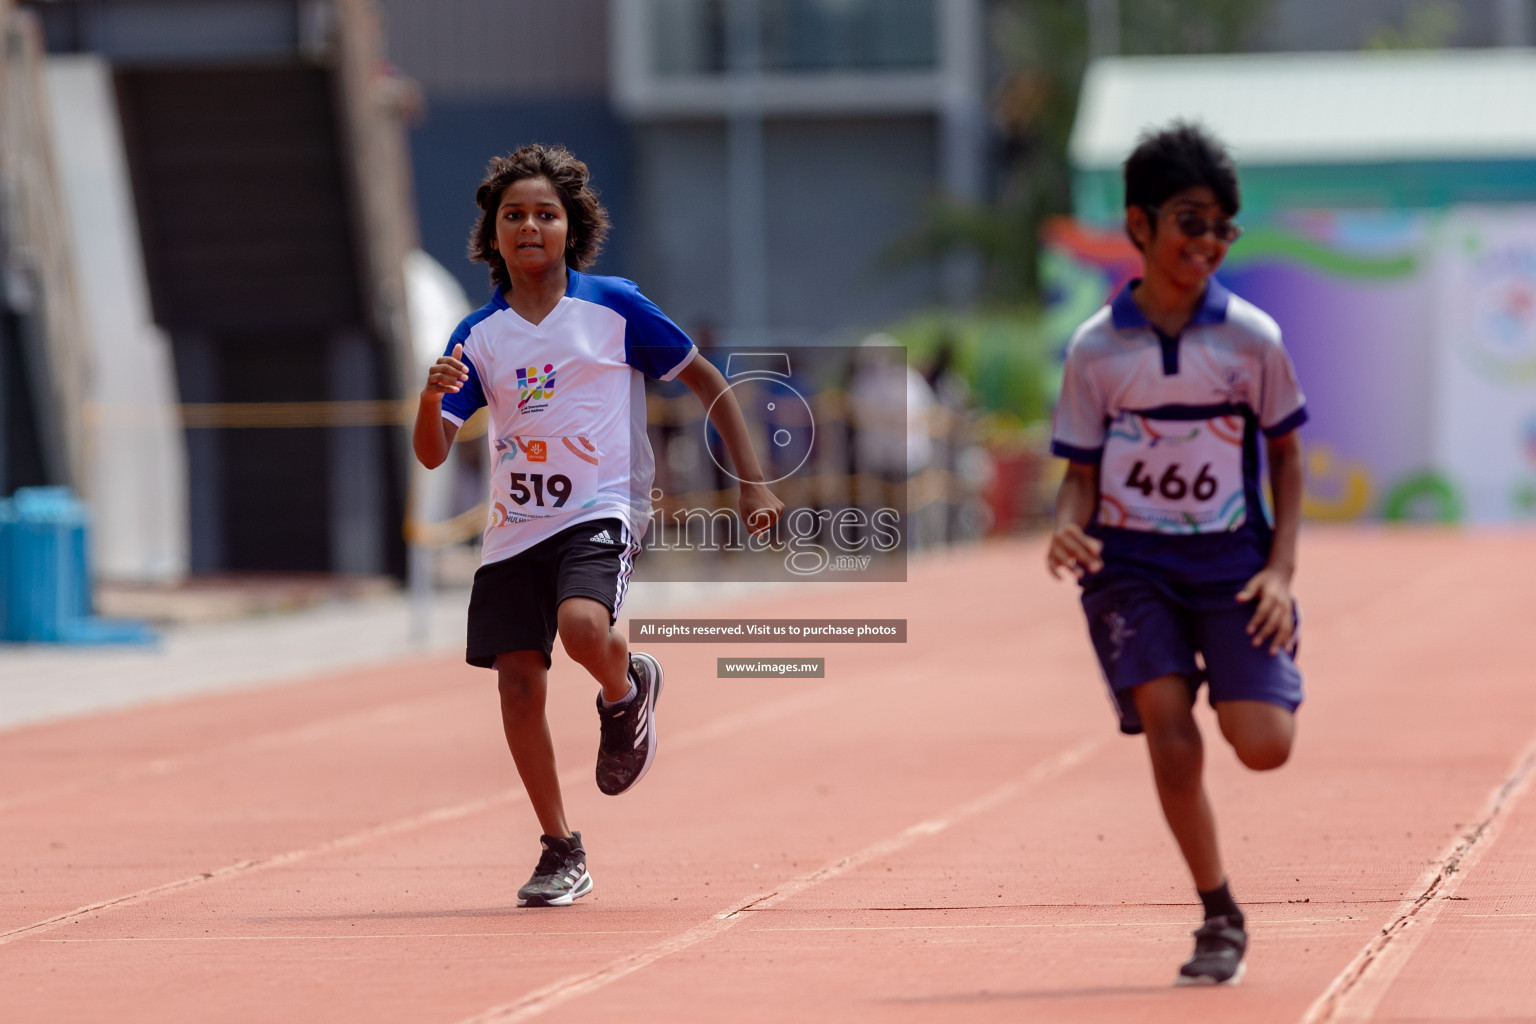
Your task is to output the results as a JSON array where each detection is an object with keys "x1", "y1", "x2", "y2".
[
  {"x1": 403, "y1": 501, "x2": 487, "y2": 548},
  {"x1": 177, "y1": 399, "x2": 412, "y2": 429},
  {"x1": 82, "y1": 400, "x2": 488, "y2": 440}
]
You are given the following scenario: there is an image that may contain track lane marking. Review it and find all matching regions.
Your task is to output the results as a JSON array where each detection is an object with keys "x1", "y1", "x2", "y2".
[
  {"x1": 453, "y1": 737, "x2": 1102, "y2": 1024},
  {"x1": 752, "y1": 917, "x2": 1363, "y2": 932},
  {"x1": 40, "y1": 930, "x2": 668, "y2": 942},
  {"x1": 34, "y1": 916, "x2": 1363, "y2": 943},
  {"x1": 1300, "y1": 733, "x2": 1536, "y2": 1024},
  {"x1": 0, "y1": 686, "x2": 844, "y2": 948},
  {"x1": 31, "y1": 918, "x2": 1358, "y2": 942},
  {"x1": 0, "y1": 696, "x2": 447, "y2": 814}
]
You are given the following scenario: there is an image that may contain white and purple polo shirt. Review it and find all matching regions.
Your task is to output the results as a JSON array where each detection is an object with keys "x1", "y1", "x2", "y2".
[{"x1": 1051, "y1": 278, "x2": 1308, "y2": 584}]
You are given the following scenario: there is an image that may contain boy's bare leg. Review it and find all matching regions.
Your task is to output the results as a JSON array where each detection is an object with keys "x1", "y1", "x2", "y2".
[
  {"x1": 1215, "y1": 700, "x2": 1294, "y2": 771},
  {"x1": 1131, "y1": 674, "x2": 1225, "y2": 892},
  {"x1": 557, "y1": 597, "x2": 631, "y2": 702},
  {"x1": 496, "y1": 651, "x2": 571, "y2": 838}
]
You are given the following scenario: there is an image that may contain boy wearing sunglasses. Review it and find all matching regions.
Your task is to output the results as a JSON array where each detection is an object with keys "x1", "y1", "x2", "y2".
[{"x1": 1047, "y1": 123, "x2": 1307, "y2": 986}]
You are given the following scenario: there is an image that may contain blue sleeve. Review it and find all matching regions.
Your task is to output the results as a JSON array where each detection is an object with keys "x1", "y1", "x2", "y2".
[
  {"x1": 439, "y1": 320, "x2": 487, "y2": 425},
  {"x1": 622, "y1": 286, "x2": 698, "y2": 381}
]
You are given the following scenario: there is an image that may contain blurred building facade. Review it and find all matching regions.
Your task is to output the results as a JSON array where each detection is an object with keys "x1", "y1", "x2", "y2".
[
  {"x1": 0, "y1": 1, "x2": 88, "y2": 507},
  {"x1": 1255, "y1": 0, "x2": 1529, "y2": 51},
  {"x1": 1070, "y1": 49, "x2": 1536, "y2": 220},
  {"x1": 377, "y1": 0, "x2": 985, "y2": 345},
  {"x1": 23, "y1": 0, "x2": 419, "y2": 578},
  {"x1": 9, "y1": 0, "x2": 1536, "y2": 585},
  {"x1": 374, "y1": 0, "x2": 634, "y2": 298},
  {"x1": 1054, "y1": 43, "x2": 1536, "y2": 525}
]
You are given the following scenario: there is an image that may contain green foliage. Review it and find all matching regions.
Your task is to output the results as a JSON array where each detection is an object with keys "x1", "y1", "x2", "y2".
[
  {"x1": 1118, "y1": 0, "x2": 1267, "y2": 56},
  {"x1": 1363, "y1": 2, "x2": 1462, "y2": 50},
  {"x1": 886, "y1": 307, "x2": 1059, "y2": 425},
  {"x1": 880, "y1": 2, "x2": 1279, "y2": 429},
  {"x1": 893, "y1": 0, "x2": 1273, "y2": 304}
]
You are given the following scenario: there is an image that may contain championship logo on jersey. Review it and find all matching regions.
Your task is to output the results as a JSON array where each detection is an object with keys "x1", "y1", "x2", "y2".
[{"x1": 516, "y1": 363, "x2": 557, "y2": 414}]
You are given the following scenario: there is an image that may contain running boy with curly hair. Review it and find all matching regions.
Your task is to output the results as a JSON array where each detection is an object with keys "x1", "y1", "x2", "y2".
[{"x1": 413, "y1": 144, "x2": 782, "y2": 907}]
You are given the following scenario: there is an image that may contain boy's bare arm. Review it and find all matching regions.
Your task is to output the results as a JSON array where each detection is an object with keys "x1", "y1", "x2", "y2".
[
  {"x1": 1238, "y1": 429, "x2": 1303, "y2": 653},
  {"x1": 413, "y1": 344, "x2": 467, "y2": 469},
  {"x1": 1047, "y1": 461, "x2": 1104, "y2": 579},
  {"x1": 1263, "y1": 429, "x2": 1302, "y2": 580},
  {"x1": 676, "y1": 356, "x2": 785, "y2": 534}
]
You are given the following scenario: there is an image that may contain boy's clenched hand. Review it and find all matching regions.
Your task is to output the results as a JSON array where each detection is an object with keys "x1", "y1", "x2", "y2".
[
  {"x1": 1047, "y1": 523, "x2": 1104, "y2": 579},
  {"x1": 740, "y1": 482, "x2": 784, "y2": 537},
  {"x1": 424, "y1": 343, "x2": 470, "y2": 397}
]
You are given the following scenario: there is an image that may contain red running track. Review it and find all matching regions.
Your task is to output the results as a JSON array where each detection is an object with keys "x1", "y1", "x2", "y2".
[{"x1": 2, "y1": 528, "x2": 1534, "y2": 1022}]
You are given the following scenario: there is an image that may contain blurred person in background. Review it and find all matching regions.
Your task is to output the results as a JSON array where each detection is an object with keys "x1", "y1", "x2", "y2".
[
  {"x1": 847, "y1": 335, "x2": 932, "y2": 544},
  {"x1": 923, "y1": 336, "x2": 983, "y2": 543}
]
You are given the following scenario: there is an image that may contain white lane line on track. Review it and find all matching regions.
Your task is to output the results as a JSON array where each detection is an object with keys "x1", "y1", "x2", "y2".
[
  {"x1": 1300, "y1": 733, "x2": 1536, "y2": 1024},
  {"x1": 453, "y1": 736, "x2": 1102, "y2": 1024},
  {"x1": 0, "y1": 696, "x2": 443, "y2": 815},
  {"x1": 41, "y1": 930, "x2": 668, "y2": 942},
  {"x1": 30, "y1": 917, "x2": 1360, "y2": 941},
  {"x1": 752, "y1": 917, "x2": 1362, "y2": 932},
  {"x1": 0, "y1": 789, "x2": 520, "y2": 948},
  {"x1": 0, "y1": 685, "x2": 844, "y2": 949}
]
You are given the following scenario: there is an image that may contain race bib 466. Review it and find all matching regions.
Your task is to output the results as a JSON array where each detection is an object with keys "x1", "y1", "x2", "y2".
[{"x1": 1098, "y1": 412, "x2": 1247, "y2": 534}]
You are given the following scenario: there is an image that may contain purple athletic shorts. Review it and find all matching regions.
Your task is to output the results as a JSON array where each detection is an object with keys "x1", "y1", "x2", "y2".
[{"x1": 1080, "y1": 573, "x2": 1304, "y2": 735}]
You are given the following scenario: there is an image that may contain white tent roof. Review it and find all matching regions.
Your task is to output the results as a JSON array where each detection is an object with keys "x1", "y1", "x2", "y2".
[{"x1": 1071, "y1": 49, "x2": 1536, "y2": 168}]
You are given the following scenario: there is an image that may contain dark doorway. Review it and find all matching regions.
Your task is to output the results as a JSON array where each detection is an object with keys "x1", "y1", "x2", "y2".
[{"x1": 116, "y1": 64, "x2": 397, "y2": 573}]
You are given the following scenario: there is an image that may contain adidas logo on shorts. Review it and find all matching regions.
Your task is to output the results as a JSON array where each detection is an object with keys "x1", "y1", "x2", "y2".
[{"x1": 589, "y1": 529, "x2": 617, "y2": 545}]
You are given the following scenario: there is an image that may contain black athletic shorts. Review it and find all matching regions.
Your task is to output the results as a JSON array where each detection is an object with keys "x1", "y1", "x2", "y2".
[{"x1": 465, "y1": 517, "x2": 640, "y2": 669}]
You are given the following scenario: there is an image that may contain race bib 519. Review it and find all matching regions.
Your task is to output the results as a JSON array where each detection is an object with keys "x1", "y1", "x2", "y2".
[
  {"x1": 488, "y1": 434, "x2": 601, "y2": 528},
  {"x1": 1098, "y1": 412, "x2": 1247, "y2": 534}
]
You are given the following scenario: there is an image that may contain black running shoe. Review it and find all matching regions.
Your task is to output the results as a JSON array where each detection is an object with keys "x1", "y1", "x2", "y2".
[
  {"x1": 595, "y1": 652, "x2": 663, "y2": 796},
  {"x1": 1177, "y1": 915, "x2": 1247, "y2": 985},
  {"x1": 517, "y1": 832, "x2": 592, "y2": 907}
]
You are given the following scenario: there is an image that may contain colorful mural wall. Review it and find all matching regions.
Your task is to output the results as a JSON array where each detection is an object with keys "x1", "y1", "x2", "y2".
[{"x1": 1042, "y1": 208, "x2": 1536, "y2": 524}]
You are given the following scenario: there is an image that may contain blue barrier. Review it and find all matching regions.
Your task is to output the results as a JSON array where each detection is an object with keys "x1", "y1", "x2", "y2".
[
  {"x1": 0, "y1": 497, "x2": 13, "y2": 638},
  {"x1": 0, "y1": 487, "x2": 155, "y2": 646}
]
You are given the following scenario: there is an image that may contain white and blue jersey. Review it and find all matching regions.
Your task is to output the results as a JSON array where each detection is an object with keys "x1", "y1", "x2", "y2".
[
  {"x1": 441, "y1": 270, "x2": 697, "y2": 566},
  {"x1": 1050, "y1": 278, "x2": 1307, "y2": 585}
]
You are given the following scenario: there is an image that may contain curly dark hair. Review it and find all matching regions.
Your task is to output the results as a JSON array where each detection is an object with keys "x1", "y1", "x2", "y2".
[
  {"x1": 467, "y1": 144, "x2": 611, "y2": 289},
  {"x1": 1123, "y1": 121, "x2": 1240, "y2": 249}
]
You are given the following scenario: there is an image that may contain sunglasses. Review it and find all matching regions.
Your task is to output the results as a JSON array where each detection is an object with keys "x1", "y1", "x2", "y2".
[{"x1": 1147, "y1": 205, "x2": 1242, "y2": 244}]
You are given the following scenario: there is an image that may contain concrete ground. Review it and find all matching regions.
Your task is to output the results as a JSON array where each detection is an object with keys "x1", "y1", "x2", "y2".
[{"x1": 0, "y1": 579, "x2": 794, "y2": 732}]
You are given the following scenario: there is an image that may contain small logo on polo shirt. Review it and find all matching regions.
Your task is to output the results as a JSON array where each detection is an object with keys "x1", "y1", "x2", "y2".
[
  {"x1": 517, "y1": 363, "x2": 557, "y2": 414},
  {"x1": 1215, "y1": 368, "x2": 1252, "y2": 406}
]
